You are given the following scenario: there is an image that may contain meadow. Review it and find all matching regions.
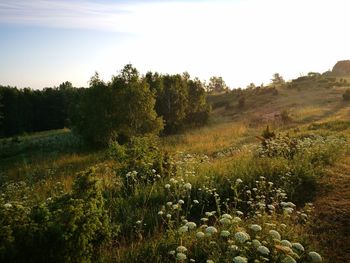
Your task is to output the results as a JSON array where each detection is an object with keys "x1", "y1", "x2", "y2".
[{"x1": 1, "y1": 77, "x2": 350, "y2": 263}]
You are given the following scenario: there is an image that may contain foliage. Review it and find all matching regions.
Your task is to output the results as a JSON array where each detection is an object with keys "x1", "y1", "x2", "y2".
[
  {"x1": 109, "y1": 135, "x2": 173, "y2": 193},
  {"x1": 238, "y1": 96, "x2": 245, "y2": 108},
  {"x1": 342, "y1": 88, "x2": 350, "y2": 101},
  {"x1": 73, "y1": 66, "x2": 163, "y2": 146},
  {"x1": 0, "y1": 84, "x2": 81, "y2": 137},
  {"x1": 0, "y1": 170, "x2": 112, "y2": 263},
  {"x1": 308, "y1": 120, "x2": 350, "y2": 131},
  {"x1": 146, "y1": 72, "x2": 210, "y2": 134},
  {"x1": 207, "y1": 76, "x2": 229, "y2": 93},
  {"x1": 0, "y1": 129, "x2": 84, "y2": 158},
  {"x1": 271, "y1": 73, "x2": 285, "y2": 85}
]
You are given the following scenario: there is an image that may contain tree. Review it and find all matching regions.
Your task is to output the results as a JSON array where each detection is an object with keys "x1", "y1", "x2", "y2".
[
  {"x1": 207, "y1": 76, "x2": 228, "y2": 93},
  {"x1": 156, "y1": 74, "x2": 188, "y2": 133},
  {"x1": 186, "y1": 78, "x2": 211, "y2": 125},
  {"x1": 271, "y1": 73, "x2": 285, "y2": 85},
  {"x1": 110, "y1": 64, "x2": 163, "y2": 142},
  {"x1": 72, "y1": 65, "x2": 163, "y2": 146},
  {"x1": 72, "y1": 73, "x2": 114, "y2": 146}
]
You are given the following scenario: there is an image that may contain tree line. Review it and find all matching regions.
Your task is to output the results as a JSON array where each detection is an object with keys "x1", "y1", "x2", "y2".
[{"x1": 0, "y1": 65, "x2": 211, "y2": 145}]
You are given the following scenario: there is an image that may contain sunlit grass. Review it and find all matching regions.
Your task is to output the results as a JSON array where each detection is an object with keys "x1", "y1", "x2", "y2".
[{"x1": 162, "y1": 122, "x2": 250, "y2": 154}]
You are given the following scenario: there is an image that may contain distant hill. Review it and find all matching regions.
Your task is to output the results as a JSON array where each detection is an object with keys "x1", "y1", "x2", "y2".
[{"x1": 332, "y1": 60, "x2": 350, "y2": 76}]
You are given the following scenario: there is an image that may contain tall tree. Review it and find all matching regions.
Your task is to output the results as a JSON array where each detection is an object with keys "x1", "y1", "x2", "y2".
[
  {"x1": 207, "y1": 76, "x2": 228, "y2": 93},
  {"x1": 73, "y1": 65, "x2": 163, "y2": 146}
]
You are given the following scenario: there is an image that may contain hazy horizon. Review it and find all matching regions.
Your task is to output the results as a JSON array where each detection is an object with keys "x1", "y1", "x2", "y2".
[{"x1": 0, "y1": 0, "x2": 349, "y2": 89}]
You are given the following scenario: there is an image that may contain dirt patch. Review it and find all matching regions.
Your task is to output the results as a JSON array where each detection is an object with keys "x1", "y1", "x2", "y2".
[{"x1": 311, "y1": 156, "x2": 350, "y2": 263}]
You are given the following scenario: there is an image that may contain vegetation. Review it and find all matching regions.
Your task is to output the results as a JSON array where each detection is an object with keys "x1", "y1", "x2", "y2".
[{"x1": 1, "y1": 69, "x2": 350, "y2": 262}]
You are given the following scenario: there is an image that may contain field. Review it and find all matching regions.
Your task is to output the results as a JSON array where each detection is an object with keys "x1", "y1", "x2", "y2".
[{"x1": 1, "y1": 80, "x2": 350, "y2": 262}]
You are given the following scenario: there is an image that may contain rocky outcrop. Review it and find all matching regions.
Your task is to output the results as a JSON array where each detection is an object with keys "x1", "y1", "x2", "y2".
[{"x1": 332, "y1": 60, "x2": 350, "y2": 76}]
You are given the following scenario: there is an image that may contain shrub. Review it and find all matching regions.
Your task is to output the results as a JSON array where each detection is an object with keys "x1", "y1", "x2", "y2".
[
  {"x1": 238, "y1": 96, "x2": 245, "y2": 108},
  {"x1": 109, "y1": 136, "x2": 174, "y2": 194},
  {"x1": 0, "y1": 170, "x2": 112, "y2": 263},
  {"x1": 342, "y1": 88, "x2": 350, "y2": 101}
]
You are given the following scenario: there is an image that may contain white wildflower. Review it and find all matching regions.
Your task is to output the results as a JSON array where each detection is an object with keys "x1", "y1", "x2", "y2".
[
  {"x1": 184, "y1": 183, "x2": 192, "y2": 190},
  {"x1": 178, "y1": 225, "x2": 188, "y2": 233},
  {"x1": 186, "y1": 222, "x2": 197, "y2": 230},
  {"x1": 220, "y1": 230, "x2": 230, "y2": 237},
  {"x1": 269, "y1": 230, "x2": 281, "y2": 240},
  {"x1": 257, "y1": 245, "x2": 270, "y2": 255},
  {"x1": 4, "y1": 203, "x2": 12, "y2": 209},
  {"x1": 221, "y1": 213, "x2": 233, "y2": 219},
  {"x1": 176, "y1": 246, "x2": 187, "y2": 253},
  {"x1": 233, "y1": 256, "x2": 248, "y2": 263},
  {"x1": 196, "y1": 231, "x2": 205, "y2": 238},
  {"x1": 252, "y1": 239, "x2": 261, "y2": 248},
  {"x1": 219, "y1": 217, "x2": 231, "y2": 225},
  {"x1": 308, "y1": 251, "x2": 322, "y2": 262},
  {"x1": 249, "y1": 224, "x2": 262, "y2": 232},
  {"x1": 176, "y1": 253, "x2": 187, "y2": 260},
  {"x1": 292, "y1": 242, "x2": 304, "y2": 252},
  {"x1": 281, "y1": 240, "x2": 292, "y2": 248},
  {"x1": 205, "y1": 226, "x2": 218, "y2": 235},
  {"x1": 234, "y1": 231, "x2": 250, "y2": 243}
]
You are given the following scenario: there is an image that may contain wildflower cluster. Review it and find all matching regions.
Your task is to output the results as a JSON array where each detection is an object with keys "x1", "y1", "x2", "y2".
[{"x1": 158, "y1": 167, "x2": 321, "y2": 263}]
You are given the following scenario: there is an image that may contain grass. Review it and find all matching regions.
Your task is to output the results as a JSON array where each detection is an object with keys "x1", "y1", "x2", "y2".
[{"x1": 1, "y1": 79, "x2": 350, "y2": 262}]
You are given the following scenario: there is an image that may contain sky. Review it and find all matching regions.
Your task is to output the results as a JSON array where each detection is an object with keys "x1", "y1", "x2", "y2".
[{"x1": 0, "y1": 0, "x2": 349, "y2": 89}]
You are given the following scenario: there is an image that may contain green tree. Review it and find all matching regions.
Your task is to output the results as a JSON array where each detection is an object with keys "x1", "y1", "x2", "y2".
[
  {"x1": 186, "y1": 78, "x2": 211, "y2": 125},
  {"x1": 110, "y1": 64, "x2": 163, "y2": 142},
  {"x1": 156, "y1": 74, "x2": 188, "y2": 133},
  {"x1": 73, "y1": 65, "x2": 163, "y2": 146},
  {"x1": 207, "y1": 76, "x2": 228, "y2": 93},
  {"x1": 72, "y1": 72, "x2": 114, "y2": 146}
]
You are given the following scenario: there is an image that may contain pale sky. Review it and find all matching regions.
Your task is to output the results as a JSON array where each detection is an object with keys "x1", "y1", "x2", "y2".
[{"x1": 0, "y1": 0, "x2": 349, "y2": 89}]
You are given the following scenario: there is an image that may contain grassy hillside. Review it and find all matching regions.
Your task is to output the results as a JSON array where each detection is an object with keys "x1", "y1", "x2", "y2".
[{"x1": 1, "y1": 77, "x2": 350, "y2": 262}]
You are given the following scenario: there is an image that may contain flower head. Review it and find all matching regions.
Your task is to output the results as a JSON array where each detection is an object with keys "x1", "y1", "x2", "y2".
[
  {"x1": 176, "y1": 246, "x2": 187, "y2": 253},
  {"x1": 292, "y1": 242, "x2": 304, "y2": 252},
  {"x1": 309, "y1": 251, "x2": 322, "y2": 262},
  {"x1": 233, "y1": 256, "x2": 247, "y2": 263},
  {"x1": 220, "y1": 230, "x2": 230, "y2": 237},
  {"x1": 234, "y1": 231, "x2": 250, "y2": 243},
  {"x1": 249, "y1": 224, "x2": 262, "y2": 232},
  {"x1": 176, "y1": 253, "x2": 187, "y2": 260},
  {"x1": 257, "y1": 245, "x2": 270, "y2": 255},
  {"x1": 196, "y1": 231, "x2": 205, "y2": 238},
  {"x1": 205, "y1": 226, "x2": 218, "y2": 236},
  {"x1": 178, "y1": 225, "x2": 188, "y2": 233},
  {"x1": 269, "y1": 230, "x2": 281, "y2": 240},
  {"x1": 186, "y1": 222, "x2": 197, "y2": 230}
]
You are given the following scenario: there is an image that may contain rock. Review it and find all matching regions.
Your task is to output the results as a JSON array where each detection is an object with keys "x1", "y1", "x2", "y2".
[{"x1": 332, "y1": 60, "x2": 350, "y2": 76}]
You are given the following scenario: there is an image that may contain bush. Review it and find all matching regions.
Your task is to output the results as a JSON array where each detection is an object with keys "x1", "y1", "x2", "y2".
[
  {"x1": 238, "y1": 96, "x2": 245, "y2": 108},
  {"x1": 109, "y1": 136, "x2": 174, "y2": 194},
  {"x1": 0, "y1": 170, "x2": 112, "y2": 263},
  {"x1": 342, "y1": 88, "x2": 350, "y2": 101}
]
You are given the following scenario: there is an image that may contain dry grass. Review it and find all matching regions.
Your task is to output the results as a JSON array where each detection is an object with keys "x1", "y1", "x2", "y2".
[
  {"x1": 162, "y1": 121, "x2": 249, "y2": 154},
  {"x1": 311, "y1": 156, "x2": 350, "y2": 263}
]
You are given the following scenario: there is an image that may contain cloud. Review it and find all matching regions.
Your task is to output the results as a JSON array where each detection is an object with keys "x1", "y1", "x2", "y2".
[{"x1": 0, "y1": 0, "x2": 133, "y2": 31}]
